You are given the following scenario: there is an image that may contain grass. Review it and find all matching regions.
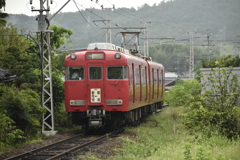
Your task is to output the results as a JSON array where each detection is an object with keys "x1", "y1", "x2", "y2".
[{"x1": 109, "y1": 106, "x2": 240, "y2": 160}]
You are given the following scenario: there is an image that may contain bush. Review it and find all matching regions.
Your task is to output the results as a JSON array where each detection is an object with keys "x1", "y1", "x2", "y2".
[
  {"x1": 181, "y1": 68, "x2": 240, "y2": 140},
  {"x1": 0, "y1": 110, "x2": 25, "y2": 151},
  {"x1": 165, "y1": 79, "x2": 201, "y2": 107},
  {"x1": 0, "y1": 85, "x2": 43, "y2": 136}
]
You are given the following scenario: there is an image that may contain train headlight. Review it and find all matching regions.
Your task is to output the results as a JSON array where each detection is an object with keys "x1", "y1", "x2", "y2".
[
  {"x1": 115, "y1": 52, "x2": 121, "y2": 59},
  {"x1": 70, "y1": 53, "x2": 77, "y2": 60}
]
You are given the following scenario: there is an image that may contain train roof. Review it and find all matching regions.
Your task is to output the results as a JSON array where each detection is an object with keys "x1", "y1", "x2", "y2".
[
  {"x1": 86, "y1": 43, "x2": 154, "y2": 61},
  {"x1": 87, "y1": 42, "x2": 130, "y2": 54}
]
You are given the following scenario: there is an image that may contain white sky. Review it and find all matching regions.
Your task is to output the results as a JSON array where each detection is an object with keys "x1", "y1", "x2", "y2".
[{"x1": 4, "y1": 0, "x2": 164, "y2": 16}]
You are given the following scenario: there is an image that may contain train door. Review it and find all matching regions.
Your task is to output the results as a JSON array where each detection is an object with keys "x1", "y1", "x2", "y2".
[{"x1": 86, "y1": 62, "x2": 104, "y2": 105}]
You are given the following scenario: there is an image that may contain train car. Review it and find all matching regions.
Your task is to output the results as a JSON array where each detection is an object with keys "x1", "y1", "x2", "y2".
[{"x1": 64, "y1": 43, "x2": 165, "y2": 131}]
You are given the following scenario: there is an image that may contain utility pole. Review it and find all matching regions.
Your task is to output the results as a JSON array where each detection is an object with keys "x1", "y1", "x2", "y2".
[
  {"x1": 206, "y1": 33, "x2": 212, "y2": 60},
  {"x1": 237, "y1": 33, "x2": 240, "y2": 57},
  {"x1": 105, "y1": 8, "x2": 112, "y2": 43},
  {"x1": 233, "y1": 33, "x2": 240, "y2": 57},
  {"x1": 201, "y1": 33, "x2": 214, "y2": 60},
  {"x1": 93, "y1": 6, "x2": 114, "y2": 43},
  {"x1": 93, "y1": 19, "x2": 110, "y2": 43},
  {"x1": 30, "y1": 0, "x2": 70, "y2": 136},
  {"x1": 219, "y1": 29, "x2": 223, "y2": 56},
  {"x1": 141, "y1": 20, "x2": 151, "y2": 56},
  {"x1": 188, "y1": 30, "x2": 196, "y2": 79}
]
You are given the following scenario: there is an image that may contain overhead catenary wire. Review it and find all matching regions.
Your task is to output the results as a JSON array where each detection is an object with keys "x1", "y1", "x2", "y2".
[
  {"x1": 72, "y1": 0, "x2": 93, "y2": 26},
  {"x1": 73, "y1": 1, "x2": 141, "y2": 40},
  {"x1": 74, "y1": 1, "x2": 128, "y2": 29},
  {"x1": 73, "y1": 1, "x2": 118, "y2": 39}
]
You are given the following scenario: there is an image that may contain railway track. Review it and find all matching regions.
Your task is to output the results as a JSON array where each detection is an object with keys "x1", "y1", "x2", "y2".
[
  {"x1": 5, "y1": 105, "x2": 168, "y2": 160},
  {"x1": 5, "y1": 129, "x2": 123, "y2": 160},
  {"x1": 155, "y1": 104, "x2": 169, "y2": 114}
]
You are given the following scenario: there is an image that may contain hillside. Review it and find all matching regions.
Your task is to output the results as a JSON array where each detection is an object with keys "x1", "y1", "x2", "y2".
[{"x1": 5, "y1": 0, "x2": 240, "y2": 50}]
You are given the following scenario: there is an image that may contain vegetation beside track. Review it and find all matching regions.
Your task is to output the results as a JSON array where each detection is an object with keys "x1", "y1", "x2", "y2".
[
  {"x1": 106, "y1": 70, "x2": 240, "y2": 160},
  {"x1": 107, "y1": 106, "x2": 240, "y2": 160},
  {"x1": 0, "y1": 24, "x2": 73, "y2": 153}
]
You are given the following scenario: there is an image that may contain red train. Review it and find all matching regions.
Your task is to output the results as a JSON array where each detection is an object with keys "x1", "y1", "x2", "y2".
[{"x1": 64, "y1": 43, "x2": 165, "y2": 131}]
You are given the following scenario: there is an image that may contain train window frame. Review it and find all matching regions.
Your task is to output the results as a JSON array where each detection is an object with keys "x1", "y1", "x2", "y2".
[
  {"x1": 107, "y1": 66, "x2": 127, "y2": 80},
  {"x1": 65, "y1": 67, "x2": 84, "y2": 81},
  {"x1": 89, "y1": 66, "x2": 102, "y2": 80}
]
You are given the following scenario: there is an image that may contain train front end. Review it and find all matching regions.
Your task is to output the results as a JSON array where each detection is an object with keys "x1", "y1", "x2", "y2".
[{"x1": 64, "y1": 43, "x2": 129, "y2": 129}]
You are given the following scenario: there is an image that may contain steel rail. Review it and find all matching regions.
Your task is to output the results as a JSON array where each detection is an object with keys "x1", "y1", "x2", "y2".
[
  {"x1": 5, "y1": 134, "x2": 83, "y2": 160},
  {"x1": 48, "y1": 128, "x2": 123, "y2": 160},
  {"x1": 5, "y1": 129, "x2": 123, "y2": 160}
]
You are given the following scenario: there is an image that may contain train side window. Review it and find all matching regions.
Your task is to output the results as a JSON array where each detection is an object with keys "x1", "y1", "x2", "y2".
[
  {"x1": 89, "y1": 66, "x2": 102, "y2": 80},
  {"x1": 154, "y1": 71, "x2": 157, "y2": 86},
  {"x1": 141, "y1": 68, "x2": 146, "y2": 86},
  {"x1": 159, "y1": 71, "x2": 162, "y2": 86},
  {"x1": 135, "y1": 68, "x2": 139, "y2": 86},
  {"x1": 107, "y1": 66, "x2": 127, "y2": 80},
  {"x1": 66, "y1": 67, "x2": 84, "y2": 80}
]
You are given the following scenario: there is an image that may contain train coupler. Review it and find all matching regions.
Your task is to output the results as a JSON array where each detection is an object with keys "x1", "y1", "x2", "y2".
[{"x1": 87, "y1": 109, "x2": 106, "y2": 128}]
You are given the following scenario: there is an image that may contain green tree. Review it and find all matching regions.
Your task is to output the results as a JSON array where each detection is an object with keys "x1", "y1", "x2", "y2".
[
  {"x1": 0, "y1": 23, "x2": 74, "y2": 140},
  {"x1": 49, "y1": 25, "x2": 73, "y2": 128},
  {"x1": 0, "y1": 85, "x2": 43, "y2": 136},
  {"x1": 201, "y1": 55, "x2": 240, "y2": 68},
  {"x1": 0, "y1": 0, "x2": 7, "y2": 26},
  {"x1": 0, "y1": 24, "x2": 41, "y2": 91},
  {"x1": 49, "y1": 25, "x2": 73, "y2": 49},
  {"x1": 0, "y1": 109, "x2": 25, "y2": 151}
]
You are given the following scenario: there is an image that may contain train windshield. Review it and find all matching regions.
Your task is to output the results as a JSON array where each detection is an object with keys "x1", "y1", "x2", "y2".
[
  {"x1": 107, "y1": 66, "x2": 127, "y2": 80},
  {"x1": 66, "y1": 67, "x2": 84, "y2": 80}
]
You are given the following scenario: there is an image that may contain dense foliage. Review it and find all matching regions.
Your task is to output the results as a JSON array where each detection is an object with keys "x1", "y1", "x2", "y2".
[
  {"x1": 0, "y1": 24, "x2": 73, "y2": 151},
  {"x1": 201, "y1": 55, "x2": 240, "y2": 68},
  {"x1": 0, "y1": 0, "x2": 7, "y2": 26},
  {"x1": 166, "y1": 68, "x2": 240, "y2": 140},
  {"x1": 165, "y1": 79, "x2": 201, "y2": 107}
]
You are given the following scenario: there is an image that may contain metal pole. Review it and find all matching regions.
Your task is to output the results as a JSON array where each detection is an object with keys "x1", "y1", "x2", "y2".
[
  {"x1": 105, "y1": 8, "x2": 112, "y2": 43},
  {"x1": 141, "y1": 21, "x2": 151, "y2": 56},
  {"x1": 30, "y1": 0, "x2": 71, "y2": 136},
  {"x1": 188, "y1": 30, "x2": 195, "y2": 79},
  {"x1": 32, "y1": 0, "x2": 56, "y2": 136}
]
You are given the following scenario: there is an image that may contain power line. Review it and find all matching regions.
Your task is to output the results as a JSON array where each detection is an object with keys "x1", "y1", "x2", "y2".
[{"x1": 72, "y1": 0, "x2": 93, "y2": 26}]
